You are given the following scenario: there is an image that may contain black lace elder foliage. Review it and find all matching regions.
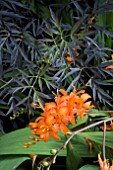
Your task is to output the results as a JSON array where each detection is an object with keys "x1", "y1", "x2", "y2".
[
  {"x1": 45, "y1": 0, "x2": 113, "y2": 106},
  {"x1": 0, "y1": 0, "x2": 58, "y2": 120}
]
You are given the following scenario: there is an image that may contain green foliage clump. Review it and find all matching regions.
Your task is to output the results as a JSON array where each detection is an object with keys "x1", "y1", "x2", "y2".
[{"x1": 0, "y1": 0, "x2": 113, "y2": 169}]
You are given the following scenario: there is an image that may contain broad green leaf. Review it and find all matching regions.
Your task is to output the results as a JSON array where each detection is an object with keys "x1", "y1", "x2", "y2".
[
  {"x1": 78, "y1": 164, "x2": 99, "y2": 170},
  {"x1": 0, "y1": 128, "x2": 66, "y2": 156},
  {"x1": 0, "y1": 155, "x2": 30, "y2": 170},
  {"x1": 79, "y1": 132, "x2": 113, "y2": 148},
  {"x1": 66, "y1": 141, "x2": 83, "y2": 170},
  {"x1": 0, "y1": 127, "x2": 96, "y2": 157},
  {"x1": 89, "y1": 109, "x2": 110, "y2": 118}
]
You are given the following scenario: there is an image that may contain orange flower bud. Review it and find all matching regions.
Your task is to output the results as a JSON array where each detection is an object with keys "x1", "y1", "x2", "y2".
[
  {"x1": 24, "y1": 145, "x2": 29, "y2": 148},
  {"x1": 66, "y1": 56, "x2": 73, "y2": 62},
  {"x1": 29, "y1": 136, "x2": 35, "y2": 140}
]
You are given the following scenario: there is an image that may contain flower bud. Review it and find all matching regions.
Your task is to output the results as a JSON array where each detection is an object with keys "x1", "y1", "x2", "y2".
[
  {"x1": 23, "y1": 145, "x2": 28, "y2": 148},
  {"x1": 50, "y1": 149, "x2": 57, "y2": 155},
  {"x1": 42, "y1": 161, "x2": 49, "y2": 167}
]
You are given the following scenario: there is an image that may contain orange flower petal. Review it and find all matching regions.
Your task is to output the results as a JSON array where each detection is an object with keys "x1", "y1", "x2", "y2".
[
  {"x1": 111, "y1": 54, "x2": 113, "y2": 60},
  {"x1": 45, "y1": 116, "x2": 54, "y2": 126},
  {"x1": 84, "y1": 101, "x2": 94, "y2": 109},
  {"x1": 60, "y1": 124, "x2": 69, "y2": 134},
  {"x1": 105, "y1": 65, "x2": 113, "y2": 69},
  {"x1": 29, "y1": 122, "x2": 38, "y2": 129},
  {"x1": 35, "y1": 116, "x2": 44, "y2": 123},
  {"x1": 76, "y1": 52, "x2": 80, "y2": 57},
  {"x1": 51, "y1": 132, "x2": 61, "y2": 140},
  {"x1": 52, "y1": 124, "x2": 59, "y2": 133},
  {"x1": 44, "y1": 132, "x2": 50, "y2": 142},
  {"x1": 69, "y1": 115, "x2": 75, "y2": 124},
  {"x1": 80, "y1": 93, "x2": 91, "y2": 102},
  {"x1": 58, "y1": 89, "x2": 67, "y2": 96},
  {"x1": 76, "y1": 109, "x2": 85, "y2": 119},
  {"x1": 33, "y1": 128, "x2": 44, "y2": 135},
  {"x1": 58, "y1": 107, "x2": 68, "y2": 116},
  {"x1": 45, "y1": 102, "x2": 56, "y2": 111}
]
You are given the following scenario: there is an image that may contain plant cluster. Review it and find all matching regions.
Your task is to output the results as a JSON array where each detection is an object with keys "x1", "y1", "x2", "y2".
[
  {"x1": 0, "y1": 0, "x2": 113, "y2": 170},
  {"x1": 26, "y1": 88, "x2": 94, "y2": 145}
]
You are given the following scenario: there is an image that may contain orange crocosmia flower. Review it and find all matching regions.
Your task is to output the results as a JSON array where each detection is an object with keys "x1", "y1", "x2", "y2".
[
  {"x1": 105, "y1": 65, "x2": 113, "y2": 69},
  {"x1": 30, "y1": 116, "x2": 60, "y2": 142},
  {"x1": 29, "y1": 87, "x2": 94, "y2": 143},
  {"x1": 44, "y1": 102, "x2": 57, "y2": 115},
  {"x1": 55, "y1": 95, "x2": 69, "y2": 108},
  {"x1": 55, "y1": 116, "x2": 69, "y2": 134},
  {"x1": 39, "y1": 126, "x2": 60, "y2": 142},
  {"x1": 111, "y1": 54, "x2": 113, "y2": 60},
  {"x1": 60, "y1": 123, "x2": 70, "y2": 134},
  {"x1": 76, "y1": 52, "x2": 80, "y2": 57},
  {"x1": 73, "y1": 96, "x2": 94, "y2": 119},
  {"x1": 65, "y1": 50, "x2": 70, "y2": 55},
  {"x1": 31, "y1": 99, "x2": 45, "y2": 111},
  {"x1": 72, "y1": 48, "x2": 80, "y2": 57},
  {"x1": 58, "y1": 89, "x2": 67, "y2": 96},
  {"x1": 29, "y1": 122, "x2": 38, "y2": 129},
  {"x1": 80, "y1": 93, "x2": 91, "y2": 102},
  {"x1": 98, "y1": 154, "x2": 113, "y2": 170},
  {"x1": 45, "y1": 102, "x2": 56, "y2": 111},
  {"x1": 66, "y1": 56, "x2": 73, "y2": 62},
  {"x1": 58, "y1": 107, "x2": 69, "y2": 117},
  {"x1": 110, "y1": 121, "x2": 113, "y2": 130}
]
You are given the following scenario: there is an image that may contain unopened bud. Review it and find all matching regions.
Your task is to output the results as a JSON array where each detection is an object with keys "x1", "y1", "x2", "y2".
[
  {"x1": 24, "y1": 145, "x2": 29, "y2": 148},
  {"x1": 42, "y1": 161, "x2": 49, "y2": 167},
  {"x1": 50, "y1": 149, "x2": 57, "y2": 155},
  {"x1": 29, "y1": 136, "x2": 35, "y2": 140}
]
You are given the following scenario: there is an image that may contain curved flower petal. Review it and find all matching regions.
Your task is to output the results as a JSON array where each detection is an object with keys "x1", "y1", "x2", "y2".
[
  {"x1": 43, "y1": 132, "x2": 50, "y2": 142},
  {"x1": 60, "y1": 124, "x2": 69, "y2": 134},
  {"x1": 80, "y1": 93, "x2": 91, "y2": 102},
  {"x1": 29, "y1": 122, "x2": 38, "y2": 129},
  {"x1": 58, "y1": 89, "x2": 67, "y2": 96},
  {"x1": 51, "y1": 132, "x2": 61, "y2": 140}
]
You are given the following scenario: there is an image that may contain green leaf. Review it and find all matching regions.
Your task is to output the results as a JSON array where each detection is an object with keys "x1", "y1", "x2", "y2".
[
  {"x1": 79, "y1": 132, "x2": 113, "y2": 148},
  {"x1": 4, "y1": 71, "x2": 18, "y2": 78},
  {"x1": 104, "y1": 79, "x2": 113, "y2": 83},
  {"x1": 66, "y1": 140, "x2": 83, "y2": 170},
  {"x1": 0, "y1": 155, "x2": 30, "y2": 170},
  {"x1": 78, "y1": 164, "x2": 99, "y2": 170},
  {"x1": 0, "y1": 128, "x2": 66, "y2": 156},
  {"x1": 71, "y1": 16, "x2": 87, "y2": 38},
  {"x1": 0, "y1": 128, "x2": 96, "y2": 157},
  {"x1": 89, "y1": 109, "x2": 110, "y2": 118}
]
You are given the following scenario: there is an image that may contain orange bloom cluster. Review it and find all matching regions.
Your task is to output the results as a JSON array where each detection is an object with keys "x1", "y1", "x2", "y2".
[
  {"x1": 98, "y1": 154, "x2": 113, "y2": 170},
  {"x1": 29, "y1": 88, "x2": 94, "y2": 143},
  {"x1": 100, "y1": 121, "x2": 113, "y2": 131},
  {"x1": 65, "y1": 48, "x2": 80, "y2": 62}
]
